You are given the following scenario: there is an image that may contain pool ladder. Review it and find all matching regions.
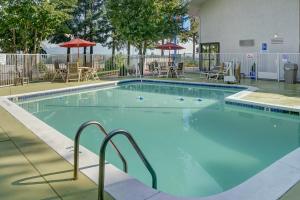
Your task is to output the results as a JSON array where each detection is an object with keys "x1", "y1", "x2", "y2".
[{"x1": 73, "y1": 121, "x2": 157, "y2": 200}]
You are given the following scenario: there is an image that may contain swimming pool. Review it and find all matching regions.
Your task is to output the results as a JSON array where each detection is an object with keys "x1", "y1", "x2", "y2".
[{"x1": 14, "y1": 81, "x2": 300, "y2": 198}]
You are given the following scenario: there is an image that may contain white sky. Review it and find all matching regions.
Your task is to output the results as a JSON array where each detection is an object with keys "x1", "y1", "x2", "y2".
[{"x1": 43, "y1": 41, "x2": 195, "y2": 56}]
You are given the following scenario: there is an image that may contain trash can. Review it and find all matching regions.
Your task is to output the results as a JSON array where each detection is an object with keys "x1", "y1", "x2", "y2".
[{"x1": 284, "y1": 63, "x2": 298, "y2": 84}]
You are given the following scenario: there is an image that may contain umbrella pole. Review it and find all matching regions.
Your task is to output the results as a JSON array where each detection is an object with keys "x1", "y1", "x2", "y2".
[{"x1": 77, "y1": 47, "x2": 80, "y2": 63}]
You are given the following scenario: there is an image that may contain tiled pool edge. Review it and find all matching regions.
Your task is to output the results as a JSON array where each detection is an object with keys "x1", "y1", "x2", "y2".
[
  {"x1": 225, "y1": 90, "x2": 300, "y2": 115},
  {"x1": 1, "y1": 79, "x2": 300, "y2": 200},
  {"x1": 4, "y1": 81, "x2": 119, "y2": 101}
]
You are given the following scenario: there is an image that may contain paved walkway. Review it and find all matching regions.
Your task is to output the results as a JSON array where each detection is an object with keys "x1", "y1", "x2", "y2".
[{"x1": 0, "y1": 106, "x2": 100, "y2": 200}]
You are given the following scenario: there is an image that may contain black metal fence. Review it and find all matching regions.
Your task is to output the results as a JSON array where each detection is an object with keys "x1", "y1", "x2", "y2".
[{"x1": 2, "y1": 52, "x2": 298, "y2": 87}]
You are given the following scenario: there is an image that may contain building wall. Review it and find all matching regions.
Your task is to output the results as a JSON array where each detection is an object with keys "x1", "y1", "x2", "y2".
[{"x1": 198, "y1": 0, "x2": 300, "y2": 53}]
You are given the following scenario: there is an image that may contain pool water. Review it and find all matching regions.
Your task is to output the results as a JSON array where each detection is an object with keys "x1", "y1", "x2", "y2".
[{"x1": 18, "y1": 82, "x2": 300, "y2": 197}]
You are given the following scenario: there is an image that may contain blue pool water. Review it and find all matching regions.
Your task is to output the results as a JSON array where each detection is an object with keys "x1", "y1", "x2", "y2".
[{"x1": 17, "y1": 82, "x2": 300, "y2": 197}]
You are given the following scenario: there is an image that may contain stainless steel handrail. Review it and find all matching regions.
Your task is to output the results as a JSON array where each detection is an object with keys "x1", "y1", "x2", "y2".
[
  {"x1": 73, "y1": 121, "x2": 128, "y2": 180},
  {"x1": 98, "y1": 129, "x2": 157, "y2": 200}
]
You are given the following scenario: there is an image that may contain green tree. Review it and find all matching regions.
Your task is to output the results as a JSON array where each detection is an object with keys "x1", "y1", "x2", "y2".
[
  {"x1": 106, "y1": 0, "x2": 188, "y2": 75},
  {"x1": 69, "y1": 0, "x2": 110, "y2": 61},
  {"x1": 0, "y1": 0, "x2": 76, "y2": 53},
  {"x1": 103, "y1": 28, "x2": 126, "y2": 69},
  {"x1": 180, "y1": 16, "x2": 199, "y2": 61}
]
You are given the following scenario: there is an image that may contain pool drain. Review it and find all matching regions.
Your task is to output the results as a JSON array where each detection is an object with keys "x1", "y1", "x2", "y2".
[{"x1": 137, "y1": 96, "x2": 144, "y2": 100}]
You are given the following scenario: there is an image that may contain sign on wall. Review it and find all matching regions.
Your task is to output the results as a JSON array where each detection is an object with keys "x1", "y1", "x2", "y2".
[
  {"x1": 246, "y1": 53, "x2": 255, "y2": 59},
  {"x1": 261, "y1": 43, "x2": 268, "y2": 53},
  {"x1": 282, "y1": 54, "x2": 289, "y2": 63}
]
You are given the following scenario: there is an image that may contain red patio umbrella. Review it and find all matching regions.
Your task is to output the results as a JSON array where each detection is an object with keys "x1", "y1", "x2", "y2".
[
  {"x1": 155, "y1": 42, "x2": 185, "y2": 61},
  {"x1": 59, "y1": 38, "x2": 96, "y2": 61}
]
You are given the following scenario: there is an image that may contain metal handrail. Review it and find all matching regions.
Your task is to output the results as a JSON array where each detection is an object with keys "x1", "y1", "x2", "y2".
[
  {"x1": 98, "y1": 129, "x2": 157, "y2": 200},
  {"x1": 73, "y1": 121, "x2": 128, "y2": 180}
]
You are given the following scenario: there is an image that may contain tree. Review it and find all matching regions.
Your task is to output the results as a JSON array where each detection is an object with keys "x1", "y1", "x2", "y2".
[
  {"x1": 180, "y1": 16, "x2": 200, "y2": 61},
  {"x1": 103, "y1": 27, "x2": 126, "y2": 68},
  {"x1": 0, "y1": 0, "x2": 76, "y2": 53},
  {"x1": 66, "y1": 0, "x2": 110, "y2": 63},
  {"x1": 106, "y1": 0, "x2": 188, "y2": 75}
]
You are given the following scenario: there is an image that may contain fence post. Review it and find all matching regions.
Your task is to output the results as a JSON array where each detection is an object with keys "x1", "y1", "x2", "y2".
[{"x1": 255, "y1": 53, "x2": 258, "y2": 81}]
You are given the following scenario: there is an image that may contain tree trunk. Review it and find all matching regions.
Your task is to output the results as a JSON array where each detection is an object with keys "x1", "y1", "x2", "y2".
[
  {"x1": 67, "y1": 48, "x2": 71, "y2": 63},
  {"x1": 111, "y1": 39, "x2": 116, "y2": 70},
  {"x1": 83, "y1": 47, "x2": 87, "y2": 66},
  {"x1": 127, "y1": 41, "x2": 130, "y2": 67},
  {"x1": 90, "y1": 46, "x2": 94, "y2": 67},
  {"x1": 192, "y1": 34, "x2": 196, "y2": 61},
  {"x1": 12, "y1": 29, "x2": 16, "y2": 53},
  {"x1": 138, "y1": 45, "x2": 143, "y2": 76},
  {"x1": 138, "y1": 42, "x2": 147, "y2": 76},
  {"x1": 89, "y1": 3, "x2": 94, "y2": 68},
  {"x1": 33, "y1": 29, "x2": 37, "y2": 54},
  {"x1": 143, "y1": 45, "x2": 147, "y2": 77},
  {"x1": 161, "y1": 39, "x2": 164, "y2": 56}
]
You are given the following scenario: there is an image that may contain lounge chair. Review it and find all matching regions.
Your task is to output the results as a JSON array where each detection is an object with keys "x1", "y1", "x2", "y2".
[
  {"x1": 52, "y1": 61, "x2": 67, "y2": 82},
  {"x1": 207, "y1": 63, "x2": 227, "y2": 80},
  {"x1": 199, "y1": 70, "x2": 210, "y2": 79}
]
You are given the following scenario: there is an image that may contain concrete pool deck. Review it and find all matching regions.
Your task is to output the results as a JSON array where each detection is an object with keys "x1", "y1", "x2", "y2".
[
  {"x1": 0, "y1": 79, "x2": 300, "y2": 200},
  {"x1": 241, "y1": 92, "x2": 300, "y2": 107},
  {"x1": 0, "y1": 106, "x2": 99, "y2": 199}
]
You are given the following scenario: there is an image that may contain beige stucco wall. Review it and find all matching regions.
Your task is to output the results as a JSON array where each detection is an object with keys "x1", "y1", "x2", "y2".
[{"x1": 195, "y1": 0, "x2": 300, "y2": 53}]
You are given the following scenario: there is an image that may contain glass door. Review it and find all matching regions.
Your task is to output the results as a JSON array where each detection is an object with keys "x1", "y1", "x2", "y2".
[{"x1": 200, "y1": 43, "x2": 220, "y2": 71}]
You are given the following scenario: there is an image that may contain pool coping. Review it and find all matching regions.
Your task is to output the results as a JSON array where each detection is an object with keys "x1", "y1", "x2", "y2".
[
  {"x1": 0, "y1": 79, "x2": 300, "y2": 200},
  {"x1": 225, "y1": 91, "x2": 300, "y2": 115}
]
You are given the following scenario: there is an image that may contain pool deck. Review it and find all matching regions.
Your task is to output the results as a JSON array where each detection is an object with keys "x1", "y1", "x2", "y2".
[
  {"x1": 0, "y1": 106, "x2": 99, "y2": 200},
  {"x1": 241, "y1": 92, "x2": 300, "y2": 107},
  {"x1": 0, "y1": 79, "x2": 300, "y2": 200}
]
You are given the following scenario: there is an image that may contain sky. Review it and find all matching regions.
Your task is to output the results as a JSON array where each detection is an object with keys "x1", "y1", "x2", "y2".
[{"x1": 42, "y1": 41, "x2": 195, "y2": 56}]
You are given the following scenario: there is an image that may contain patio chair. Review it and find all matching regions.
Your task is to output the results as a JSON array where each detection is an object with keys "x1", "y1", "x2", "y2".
[
  {"x1": 66, "y1": 62, "x2": 80, "y2": 83},
  {"x1": 14, "y1": 70, "x2": 29, "y2": 86},
  {"x1": 86, "y1": 65, "x2": 100, "y2": 80},
  {"x1": 158, "y1": 64, "x2": 169, "y2": 77},
  {"x1": 148, "y1": 62, "x2": 159, "y2": 77},
  {"x1": 52, "y1": 61, "x2": 67, "y2": 82},
  {"x1": 174, "y1": 62, "x2": 184, "y2": 78}
]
